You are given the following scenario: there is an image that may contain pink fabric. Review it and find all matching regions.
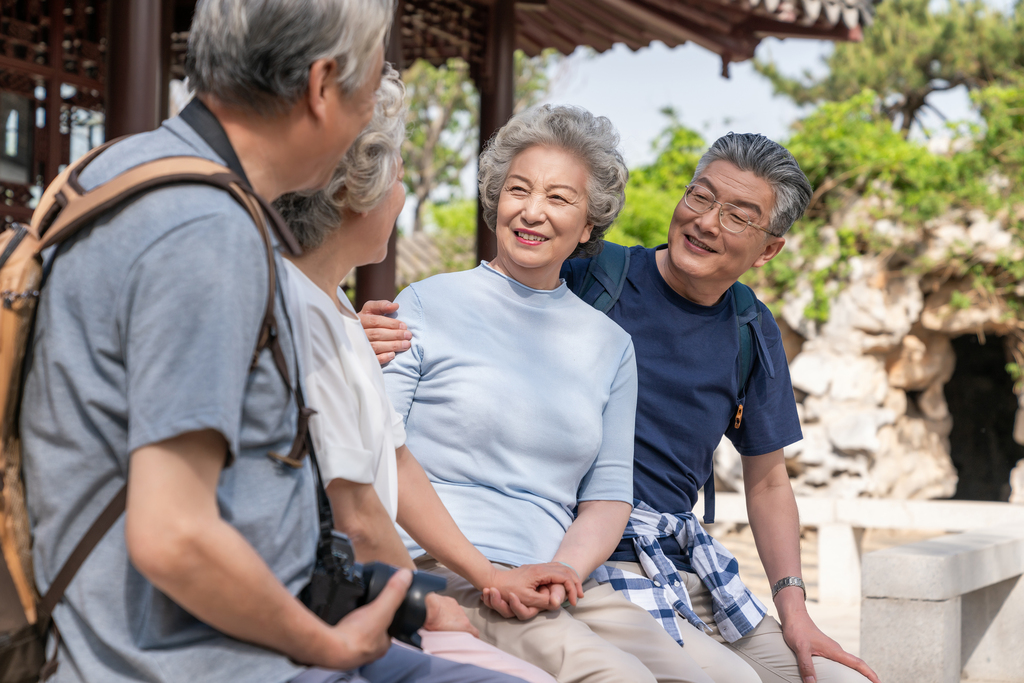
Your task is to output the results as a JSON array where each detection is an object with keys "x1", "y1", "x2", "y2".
[{"x1": 419, "y1": 631, "x2": 556, "y2": 683}]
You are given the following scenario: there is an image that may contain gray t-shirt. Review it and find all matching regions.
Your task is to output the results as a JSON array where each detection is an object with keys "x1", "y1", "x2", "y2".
[{"x1": 21, "y1": 116, "x2": 319, "y2": 683}]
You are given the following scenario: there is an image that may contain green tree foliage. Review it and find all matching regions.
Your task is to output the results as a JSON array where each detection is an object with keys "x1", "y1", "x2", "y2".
[
  {"x1": 605, "y1": 107, "x2": 704, "y2": 247},
  {"x1": 754, "y1": 0, "x2": 1024, "y2": 134},
  {"x1": 972, "y1": 78, "x2": 1024, "y2": 178},
  {"x1": 402, "y1": 58, "x2": 476, "y2": 234},
  {"x1": 403, "y1": 50, "x2": 561, "y2": 232}
]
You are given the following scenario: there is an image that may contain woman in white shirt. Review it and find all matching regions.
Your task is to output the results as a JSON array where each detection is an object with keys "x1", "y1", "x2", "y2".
[{"x1": 274, "y1": 64, "x2": 572, "y2": 683}]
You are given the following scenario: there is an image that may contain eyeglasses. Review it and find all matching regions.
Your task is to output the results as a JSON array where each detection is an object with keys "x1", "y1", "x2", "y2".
[{"x1": 683, "y1": 184, "x2": 772, "y2": 236}]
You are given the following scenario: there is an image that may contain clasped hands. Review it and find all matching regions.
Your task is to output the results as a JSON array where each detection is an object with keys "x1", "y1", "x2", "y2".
[{"x1": 479, "y1": 562, "x2": 583, "y2": 620}]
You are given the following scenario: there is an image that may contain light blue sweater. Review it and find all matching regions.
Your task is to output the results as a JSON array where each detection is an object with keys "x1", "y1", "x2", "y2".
[{"x1": 384, "y1": 263, "x2": 637, "y2": 567}]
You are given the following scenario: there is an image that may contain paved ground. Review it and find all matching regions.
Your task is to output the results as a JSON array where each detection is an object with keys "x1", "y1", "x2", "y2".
[{"x1": 711, "y1": 525, "x2": 946, "y2": 657}]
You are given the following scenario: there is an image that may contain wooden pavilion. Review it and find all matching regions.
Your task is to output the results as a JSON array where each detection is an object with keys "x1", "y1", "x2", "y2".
[{"x1": 0, "y1": 0, "x2": 875, "y2": 303}]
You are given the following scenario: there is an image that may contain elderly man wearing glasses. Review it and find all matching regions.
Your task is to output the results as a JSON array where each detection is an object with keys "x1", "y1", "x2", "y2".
[{"x1": 363, "y1": 133, "x2": 879, "y2": 683}]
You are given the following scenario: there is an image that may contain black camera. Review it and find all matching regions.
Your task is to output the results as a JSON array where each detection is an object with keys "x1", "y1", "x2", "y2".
[{"x1": 300, "y1": 531, "x2": 447, "y2": 648}]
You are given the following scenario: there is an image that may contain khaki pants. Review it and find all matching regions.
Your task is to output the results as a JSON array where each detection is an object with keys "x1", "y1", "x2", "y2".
[
  {"x1": 606, "y1": 562, "x2": 872, "y2": 683},
  {"x1": 416, "y1": 556, "x2": 711, "y2": 683}
]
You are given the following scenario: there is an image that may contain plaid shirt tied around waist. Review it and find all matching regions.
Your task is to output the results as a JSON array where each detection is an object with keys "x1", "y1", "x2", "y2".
[{"x1": 591, "y1": 501, "x2": 767, "y2": 645}]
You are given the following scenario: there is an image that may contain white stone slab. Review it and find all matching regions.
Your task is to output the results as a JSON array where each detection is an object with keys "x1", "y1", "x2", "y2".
[{"x1": 861, "y1": 525, "x2": 1024, "y2": 600}]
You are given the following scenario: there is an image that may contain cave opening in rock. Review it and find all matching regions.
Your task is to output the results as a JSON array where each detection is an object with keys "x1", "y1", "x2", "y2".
[{"x1": 944, "y1": 334, "x2": 1024, "y2": 501}]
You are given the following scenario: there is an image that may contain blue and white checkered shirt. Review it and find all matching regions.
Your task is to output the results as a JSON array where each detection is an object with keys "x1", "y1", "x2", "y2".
[{"x1": 591, "y1": 501, "x2": 766, "y2": 645}]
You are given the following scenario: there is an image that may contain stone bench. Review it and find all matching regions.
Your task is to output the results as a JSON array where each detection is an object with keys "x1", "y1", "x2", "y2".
[
  {"x1": 860, "y1": 525, "x2": 1024, "y2": 682},
  {"x1": 693, "y1": 492, "x2": 1024, "y2": 604}
]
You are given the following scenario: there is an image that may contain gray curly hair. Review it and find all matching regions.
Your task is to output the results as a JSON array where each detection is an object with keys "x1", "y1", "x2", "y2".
[
  {"x1": 692, "y1": 133, "x2": 812, "y2": 237},
  {"x1": 478, "y1": 105, "x2": 628, "y2": 259},
  {"x1": 275, "y1": 63, "x2": 406, "y2": 250}
]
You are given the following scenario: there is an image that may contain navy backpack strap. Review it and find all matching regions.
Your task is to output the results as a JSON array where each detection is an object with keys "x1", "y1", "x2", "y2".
[
  {"x1": 578, "y1": 243, "x2": 630, "y2": 313},
  {"x1": 704, "y1": 282, "x2": 770, "y2": 525}
]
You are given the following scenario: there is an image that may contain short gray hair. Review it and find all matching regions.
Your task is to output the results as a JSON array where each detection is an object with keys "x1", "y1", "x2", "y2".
[
  {"x1": 478, "y1": 105, "x2": 628, "y2": 259},
  {"x1": 275, "y1": 63, "x2": 406, "y2": 250},
  {"x1": 186, "y1": 0, "x2": 393, "y2": 117},
  {"x1": 692, "y1": 133, "x2": 812, "y2": 237}
]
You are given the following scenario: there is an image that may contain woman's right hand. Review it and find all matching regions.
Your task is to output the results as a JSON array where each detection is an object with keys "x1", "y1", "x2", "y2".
[
  {"x1": 358, "y1": 300, "x2": 412, "y2": 364},
  {"x1": 479, "y1": 563, "x2": 583, "y2": 620}
]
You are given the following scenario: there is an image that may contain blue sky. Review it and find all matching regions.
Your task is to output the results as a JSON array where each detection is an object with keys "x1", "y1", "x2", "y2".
[{"x1": 544, "y1": 37, "x2": 976, "y2": 168}]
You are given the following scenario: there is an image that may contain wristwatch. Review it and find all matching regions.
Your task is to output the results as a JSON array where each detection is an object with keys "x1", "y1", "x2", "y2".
[{"x1": 771, "y1": 576, "x2": 806, "y2": 600}]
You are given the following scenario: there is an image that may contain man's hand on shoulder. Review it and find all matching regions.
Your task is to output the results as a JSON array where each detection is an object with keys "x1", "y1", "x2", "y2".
[{"x1": 358, "y1": 300, "x2": 411, "y2": 365}]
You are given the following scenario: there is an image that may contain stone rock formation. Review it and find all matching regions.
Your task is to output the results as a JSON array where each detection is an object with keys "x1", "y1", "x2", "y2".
[{"x1": 721, "y1": 208, "x2": 1024, "y2": 502}]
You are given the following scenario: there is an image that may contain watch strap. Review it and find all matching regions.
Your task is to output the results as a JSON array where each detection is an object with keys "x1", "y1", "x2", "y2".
[{"x1": 771, "y1": 576, "x2": 806, "y2": 600}]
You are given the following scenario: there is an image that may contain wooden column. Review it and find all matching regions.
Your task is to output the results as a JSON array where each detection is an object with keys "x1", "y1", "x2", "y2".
[
  {"x1": 476, "y1": 0, "x2": 515, "y2": 263},
  {"x1": 43, "y1": 0, "x2": 65, "y2": 183},
  {"x1": 354, "y1": 6, "x2": 404, "y2": 309},
  {"x1": 106, "y1": 0, "x2": 162, "y2": 137}
]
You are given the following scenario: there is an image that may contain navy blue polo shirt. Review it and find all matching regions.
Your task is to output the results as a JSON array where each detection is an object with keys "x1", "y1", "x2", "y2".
[{"x1": 562, "y1": 245, "x2": 802, "y2": 568}]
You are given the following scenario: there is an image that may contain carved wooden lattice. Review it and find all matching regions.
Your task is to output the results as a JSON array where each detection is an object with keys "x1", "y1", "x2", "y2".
[{"x1": 0, "y1": 0, "x2": 108, "y2": 222}]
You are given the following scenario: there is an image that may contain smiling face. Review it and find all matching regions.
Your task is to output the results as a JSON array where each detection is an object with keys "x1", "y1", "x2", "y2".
[
  {"x1": 659, "y1": 160, "x2": 786, "y2": 305},
  {"x1": 489, "y1": 145, "x2": 594, "y2": 290}
]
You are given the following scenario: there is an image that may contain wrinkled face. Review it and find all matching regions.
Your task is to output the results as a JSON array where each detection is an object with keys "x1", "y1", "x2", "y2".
[
  {"x1": 367, "y1": 160, "x2": 407, "y2": 264},
  {"x1": 315, "y1": 46, "x2": 384, "y2": 189},
  {"x1": 663, "y1": 160, "x2": 781, "y2": 293},
  {"x1": 493, "y1": 145, "x2": 593, "y2": 287}
]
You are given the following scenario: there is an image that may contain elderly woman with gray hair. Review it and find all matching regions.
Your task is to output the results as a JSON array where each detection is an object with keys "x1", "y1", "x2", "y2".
[
  {"x1": 275, "y1": 67, "x2": 574, "y2": 683},
  {"x1": 376, "y1": 105, "x2": 712, "y2": 683}
]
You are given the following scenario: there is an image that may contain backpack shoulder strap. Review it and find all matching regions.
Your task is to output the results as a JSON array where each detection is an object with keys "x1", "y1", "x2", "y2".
[
  {"x1": 731, "y1": 281, "x2": 760, "y2": 395},
  {"x1": 577, "y1": 243, "x2": 630, "y2": 313},
  {"x1": 36, "y1": 484, "x2": 127, "y2": 623}
]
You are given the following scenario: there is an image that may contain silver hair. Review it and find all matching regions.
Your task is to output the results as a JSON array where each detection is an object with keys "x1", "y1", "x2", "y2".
[
  {"x1": 274, "y1": 63, "x2": 406, "y2": 250},
  {"x1": 185, "y1": 0, "x2": 393, "y2": 117},
  {"x1": 478, "y1": 105, "x2": 628, "y2": 259},
  {"x1": 691, "y1": 133, "x2": 812, "y2": 237}
]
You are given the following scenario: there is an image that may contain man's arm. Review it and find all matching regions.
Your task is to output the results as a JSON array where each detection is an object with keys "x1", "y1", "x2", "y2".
[
  {"x1": 742, "y1": 450, "x2": 879, "y2": 683},
  {"x1": 125, "y1": 429, "x2": 411, "y2": 671}
]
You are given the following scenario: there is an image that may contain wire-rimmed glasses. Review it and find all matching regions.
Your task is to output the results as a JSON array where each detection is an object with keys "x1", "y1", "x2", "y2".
[{"x1": 683, "y1": 184, "x2": 772, "y2": 236}]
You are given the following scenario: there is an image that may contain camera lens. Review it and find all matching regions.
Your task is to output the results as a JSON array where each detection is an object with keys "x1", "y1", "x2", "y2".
[{"x1": 361, "y1": 562, "x2": 447, "y2": 648}]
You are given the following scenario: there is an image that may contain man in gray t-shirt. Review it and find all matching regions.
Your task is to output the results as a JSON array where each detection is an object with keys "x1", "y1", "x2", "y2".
[{"x1": 21, "y1": 3, "x2": 523, "y2": 683}]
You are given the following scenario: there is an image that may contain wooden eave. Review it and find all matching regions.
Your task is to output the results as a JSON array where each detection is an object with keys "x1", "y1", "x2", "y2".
[{"x1": 399, "y1": 0, "x2": 875, "y2": 73}]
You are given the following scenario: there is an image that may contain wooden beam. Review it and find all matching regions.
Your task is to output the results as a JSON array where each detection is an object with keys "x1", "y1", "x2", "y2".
[
  {"x1": 518, "y1": 12, "x2": 580, "y2": 55},
  {"x1": 107, "y1": 0, "x2": 162, "y2": 137},
  {"x1": 640, "y1": 0, "x2": 734, "y2": 34},
  {"x1": 476, "y1": 0, "x2": 515, "y2": 263},
  {"x1": 45, "y1": 0, "x2": 64, "y2": 183},
  {"x1": 556, "y1": 0, "x2": 647, "y2": 50},
  {"x1": 356, "y1": 0, "x2": 405, "y2": 307},
  {"x1": 560, "y1": 0, "x2": 650, "y2": 49},
  {"x1": 546, "y1": 2, "x2": 625, "y2": 52},
  {"x1": 612, "y1": 0, "x2": 756, "y2": 58},
  {"x1": 0, "y1": 55, "x2": 103, "y2": 94}
]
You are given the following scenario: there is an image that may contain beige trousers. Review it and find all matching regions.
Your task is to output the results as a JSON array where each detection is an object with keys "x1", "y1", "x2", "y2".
[
  {"x1": 606, "y1": 561, "x2": 872, "y2": 683},
  {"x1": 415, "y1": 556, "x2": 711, "y2": 683}
]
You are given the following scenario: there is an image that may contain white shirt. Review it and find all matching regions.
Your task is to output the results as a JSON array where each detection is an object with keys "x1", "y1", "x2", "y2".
[{"x1": 283, "y1": 260, "x2": 405, "y2": 520}]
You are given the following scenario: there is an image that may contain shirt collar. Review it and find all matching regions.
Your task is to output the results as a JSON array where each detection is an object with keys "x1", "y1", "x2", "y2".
[{"x1": 179, "y1": 98, "x2": 250, "y2": 186}]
